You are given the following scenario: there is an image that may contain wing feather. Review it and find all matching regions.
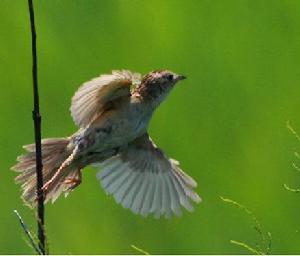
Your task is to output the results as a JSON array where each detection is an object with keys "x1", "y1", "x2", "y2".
[
  {"x1": 71, "y1": 70, "x2": 141, "y2": 127},
  {"x1": 166, "y1": 173, "x2": 182, "y2": 216},
  {"x1": 114, "y1": 170, "x2": 134, "y2": 204},
  {"x1": 95, "y1": 134, "x2": 201, "y2": 218},
  {"x1": 122, "y1": 172, "x2": 143, "y2": 209},
  {"x1": 106, "y1": 165, "x2": 131, "y2": 194},
  {"x1": 140, "y1": 173, "x2": 155, "y2": 217},
  {"x1": 150, "y1": 174, "x2": 162, "y2": 214},
  {"x1": 120, "y1": 172, "x2": 141, "y2": 208},
  {"x1": 131, "y1": 172, "x2": 149, "y2": 214}
]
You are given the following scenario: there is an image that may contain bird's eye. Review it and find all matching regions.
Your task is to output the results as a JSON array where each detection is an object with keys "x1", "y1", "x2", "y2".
[{"x1": 166, "y1": 74, "x2": 173, "y2": 81}]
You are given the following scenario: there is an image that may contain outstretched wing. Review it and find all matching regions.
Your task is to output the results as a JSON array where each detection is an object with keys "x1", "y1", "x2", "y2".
[
  {"x1": 70, "y1": 70, "x2": 141, "y2": 128},
  {"x1": 94, "y1": 134, "x2": 201, "y2": 218}
]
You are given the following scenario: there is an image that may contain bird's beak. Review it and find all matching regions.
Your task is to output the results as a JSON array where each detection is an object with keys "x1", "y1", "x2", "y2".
[{"x1": 175, "y1": 75, "x2": 187, "y2": 82}]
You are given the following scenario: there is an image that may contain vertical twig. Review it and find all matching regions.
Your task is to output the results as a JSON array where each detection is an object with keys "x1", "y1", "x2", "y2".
[{"x1": 28, "y1": 0, "x2": 46, "y2": 254}]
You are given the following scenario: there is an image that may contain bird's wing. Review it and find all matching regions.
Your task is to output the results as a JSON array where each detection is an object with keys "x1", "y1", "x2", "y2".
[
  {"x1": 94, "y1": 133, "x2": 201, "y2": 218},
  {"x1": 70, "y1": 70, "x2": 141, "y2": 127}
]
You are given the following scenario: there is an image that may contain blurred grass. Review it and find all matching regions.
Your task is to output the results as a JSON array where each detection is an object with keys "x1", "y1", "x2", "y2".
[
  {"x1": 284, "y1": 121, "x2": 300, "y2": 193},
  {"x1": 1, "y1": 0, "x2": 300, "y2": 254},
  {"x1": 130, "y1": 245, "x2": 149, "y2": 255},
  {"x1": 220, "y1": 196, "x2": 271, "y2": 255}
]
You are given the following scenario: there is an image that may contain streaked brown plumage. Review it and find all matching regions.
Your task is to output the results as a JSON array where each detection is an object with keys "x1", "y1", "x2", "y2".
[{"x1": 12, "y1": 69, "x2": 201, "y2": 218}]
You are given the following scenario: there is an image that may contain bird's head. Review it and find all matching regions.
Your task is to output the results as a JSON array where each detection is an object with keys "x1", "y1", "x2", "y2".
[{"x1": 135, "y1": 70, "x2": 186, "y2": 106}]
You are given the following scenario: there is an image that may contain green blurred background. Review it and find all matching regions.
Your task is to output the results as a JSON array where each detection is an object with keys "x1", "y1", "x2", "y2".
[{"x1": 1, "y1": 0, "x2": 300, "y2": 254}]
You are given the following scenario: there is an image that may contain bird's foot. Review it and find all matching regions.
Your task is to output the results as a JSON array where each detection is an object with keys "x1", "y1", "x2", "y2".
[
  {"x1": 64, "y1": 177, "x2": 82, "y2": 191},
  {"x1": 41, "y1": 181, "x2": 51, "y2": 196},
  {"x1": 34, "y1": 182, "x2": 51, "y2": 202}
]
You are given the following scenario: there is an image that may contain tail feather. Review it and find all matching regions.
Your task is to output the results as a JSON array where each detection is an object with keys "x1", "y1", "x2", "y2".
[{"x1": 12, "y1": 137, "x2": 77, "y2": 206}]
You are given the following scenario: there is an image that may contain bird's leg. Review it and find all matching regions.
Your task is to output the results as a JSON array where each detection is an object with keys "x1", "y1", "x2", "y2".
[
  {"x1": 64, "y1": 169, "x2": 82, "y2": 191},
  {"x1": 42, "y1": 146, "x2": 79, "y2": 194}
]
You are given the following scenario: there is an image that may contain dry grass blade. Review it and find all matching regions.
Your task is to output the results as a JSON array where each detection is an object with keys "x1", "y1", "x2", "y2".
[
  {"x1": 285, "y1": 121, "x2": 300, "y2": 193},
  {"x1": 220, "y1": 196, "x2": 271, "y2": 255},
  {"x1": 131, "y1": 245, "x2": 150, "y2": 255},
  {"x1": 230, "y1": 240, "x2": 261, "y2": 255},
  {"x1": 14, "y1": 210, "x2": 42, "y2": 255},
  {"x1": 284, "y1": 183, "x2": 300, "y2": 193},
  {"x1": 287, "y1": 121, "x2": 300, "y2": 142}
]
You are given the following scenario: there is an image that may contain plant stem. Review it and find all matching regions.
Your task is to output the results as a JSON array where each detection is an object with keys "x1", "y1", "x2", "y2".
[{"x1": 28, "y1": 0, "x2": 46, "y2": 254}]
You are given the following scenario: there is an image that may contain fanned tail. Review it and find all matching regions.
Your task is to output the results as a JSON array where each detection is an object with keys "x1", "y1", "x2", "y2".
[{"x1": 11, "y1": 137, "x2": 78, "y2": 206}]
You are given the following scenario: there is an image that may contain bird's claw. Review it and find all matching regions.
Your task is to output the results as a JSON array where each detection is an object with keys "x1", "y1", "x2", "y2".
[
  {"x1": 34, "y1": 183, "x2": 50, "y2": 202},
  {"x1": 63, "y1": 177, "x2": 81, "y2": 191},
  {"x1": 42, "y1": 182, "x2": 50, "y2": 194}
]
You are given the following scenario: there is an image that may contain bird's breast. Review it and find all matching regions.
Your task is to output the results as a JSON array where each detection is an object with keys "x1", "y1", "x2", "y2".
[
  {"x1": 107, "y1": 104, "x2": 150, "y2": 143},
  {"x1": 79, "y1": 103, "x2": 151, "y2": 154}
]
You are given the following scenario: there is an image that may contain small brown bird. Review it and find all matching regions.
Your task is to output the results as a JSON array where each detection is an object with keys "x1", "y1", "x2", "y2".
[{"x1": 12, "y1": 69, "x2": 201, "y2": 218}]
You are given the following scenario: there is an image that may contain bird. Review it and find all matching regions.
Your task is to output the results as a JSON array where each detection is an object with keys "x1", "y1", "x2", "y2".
[{"x1": 12, "y1": 69, "x2": 201, "y2": 218}]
